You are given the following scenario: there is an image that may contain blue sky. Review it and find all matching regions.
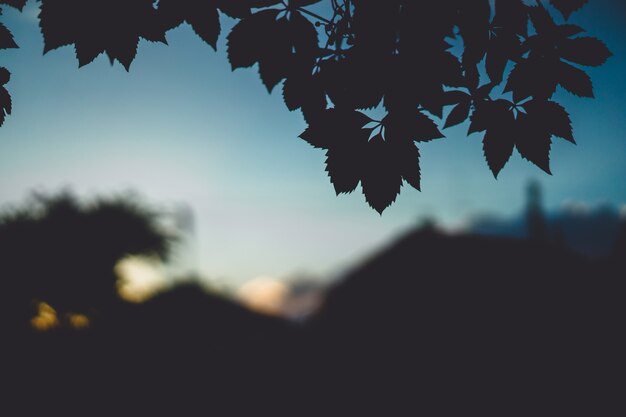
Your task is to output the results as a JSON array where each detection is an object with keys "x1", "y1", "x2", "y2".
[{"x1": 1, "y1": 1, "x2": 625, "y2": 287}]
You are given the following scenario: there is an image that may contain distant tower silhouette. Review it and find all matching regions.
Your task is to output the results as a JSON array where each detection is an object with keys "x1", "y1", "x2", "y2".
[{"x1": 526, "y1": 180, "x2": 548, "y2": 242}]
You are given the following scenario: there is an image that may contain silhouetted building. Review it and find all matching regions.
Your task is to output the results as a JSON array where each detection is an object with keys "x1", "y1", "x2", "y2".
[{"x1": 310, "y1": 224, "x2": 623, "y2": 415}]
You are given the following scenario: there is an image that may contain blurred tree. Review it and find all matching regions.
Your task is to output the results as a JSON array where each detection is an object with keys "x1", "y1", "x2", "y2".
[
  {"x1": 0, "y1": 0, "x2": 611, "y2": 212},
  {"x1": 0, "y1": 191, "x2": 174, "y2": 329}
]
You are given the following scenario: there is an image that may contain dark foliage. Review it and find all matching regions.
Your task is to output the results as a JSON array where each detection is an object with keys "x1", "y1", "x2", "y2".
[
  {"x1": 0, "y1": 1, "x2": 611, "y2": 212},
  {"x1": 0, "y1": 191, "x2": 173, "y2": 328}
]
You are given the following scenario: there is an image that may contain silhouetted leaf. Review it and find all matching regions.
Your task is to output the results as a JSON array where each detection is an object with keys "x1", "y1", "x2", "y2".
[
  {"x1": 257, "y1": 24, "x2": 291, "y2": 92},
  {"x1": 361, "y1": 134, "x2": 403, "y2": 214},
  {"x1": 487, "y1": 0, "x2": 527, "y2": 84},
  {"x1": 515, "y1": 112, "x2": 552, "y2": 174},
  {"x1": 228, "y1": 10, "x2": 280, "y2": 69},
  {"x1": 158, "y1": 0, "x2": 221, "y2": 49},
  {"x1": 0, "y1": 22, "x2": 17, "y2": 49},
  {"x1": 415, "y1": 81, "x2": 446, "y2": 119},
  {"x1": 483, "y1": 129, "x2": 514, "y2": 179},
  {"x1": 468, "y1": 108, "x2": 487, "y2": 135},
  {"x1": 439, "y1": 51, "x2": 465, "y2": 88},
  {"x1": 39, "y1": 0, "x2": 165, "y2": 70},
  {"x1": 384, "y1": 50, "x2": 451, "y2": 116},
  {"x1": 522, "y1": 99, "x2": 574, "y2": 143},
  {"x1": 474, "y1": 83, "x2": 495, "y2": 101},
  {"x1": 384, "y1": 110, "x2": 444, "y2": 144},
  {"x1": 321, "y1": 50, "x2": 389, "y2": 110},
  {"x1": 557, "y1": 24, "x2": 585, "y2": 38},
  {"x1": 228, "y1": 11, "x2": 290, "y2": 91},
  {"x1": 249, "y1": 0, "x2": 282, "y2": 7},
  {"x1": 463, "y1": 63, "x2": 480, "y2": 92},
  {"x1": 299, "y1": 108, "x2": 371, "y2": 149},
  {"x1": 0, "y1": 0, "x2": 26, "y2": 10},
  {"x1": 480, "y1": 100, "x2": 515, "y2": 177},
  {"x1": 38, "y1": 1, "x2": 74, "y2": 52},
  {"x1": 559, "y1": 37, "x2": 612, "y2": 67},
  {"x1": 458, "y1": 0, "x2": 490, "y2": 66},
  {"x1": 189, "y1": 10, "x2": 220, "y2": 49},
  {"x1": 485, "y1": 39, "x2": 510, "y2": 85},
  {"x1": 228, "y1": 9, "x2": 318, "y2": 91},
  {"x1": 444, "y1": 99, "x2": 471, "y2": 129},
  {"x1": 0, "y1": 66, "x2": 11, "y2": 128},
  {"x1": 493, "y1": 0, "x2": 528, "y2": 37},
  {"x1": 352, "y1": 0, "x2": 399, "y2": 53},
  {"x1": 300, "y1": 108, "x2": 382, "y2": 197},
  {"x1": 398, "y1": 142, "x2": 421, "y2": 192},
  {"x1": 0, "y1": 66, "x2": 9, "y2": 84},
  {"x1": 442, "y1": 90, "x2": 470, "y2": 106},
  {"x1": 505, "y1": 57, "x2": 558, "y2": 102},
  {"x1": 550, "y1": 0, "x2": 588, "y2": 20},
  {"x1": 0, "y1": 85, "x2": 11, "y2": 126},
  {"x1": 288, "y1": 11, "x2": 319, "y2": 62},
  {"x1": 292, "y1": 0, "x2": 322, "y2": 6},
  {"x1": 528, "y1": 5, "x2": 556, "y2": 35},
  {"x1": 282, "y1": 72, "x2": 308, "y2": 112},
  {"x1": 324, "y1": 129, "x2": 368, "y2": 195},
  {"x1": 486, "y1": 29, "x2": 520, "y2": 85},
  {"x1": 558, "y1": 61, "x2": 593, "y2": 97},
  {"x1": 402, "y1": 1, "x2": 457, "y2": 41},
  {"x1": 282, "y1": 68, "x2": 326, "y2": 121},
  {"x1": 469, "y1": 99, "x2": 512, "y2": 135},
  {"x1": 216, "y1": 0, "x2": 251, "y2": 19}
]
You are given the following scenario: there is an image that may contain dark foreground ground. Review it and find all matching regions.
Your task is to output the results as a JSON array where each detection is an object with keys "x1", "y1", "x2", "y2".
[{"x1": 4, "y1": 228, "x2": 625, "y2": 416}]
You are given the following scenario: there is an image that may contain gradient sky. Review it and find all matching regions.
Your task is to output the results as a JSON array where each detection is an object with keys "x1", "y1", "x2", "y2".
[{"x1": 1, "y1": 1, "x2": 625, "y2": 287}]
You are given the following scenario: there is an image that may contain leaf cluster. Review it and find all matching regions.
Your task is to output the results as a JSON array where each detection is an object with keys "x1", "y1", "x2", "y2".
[{"x1": 0, "y1": 0, "x2": 612, "y2": 213}]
